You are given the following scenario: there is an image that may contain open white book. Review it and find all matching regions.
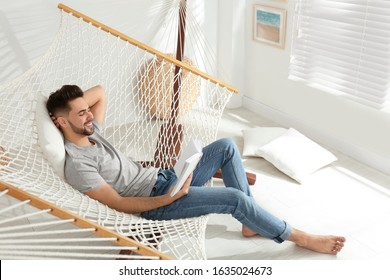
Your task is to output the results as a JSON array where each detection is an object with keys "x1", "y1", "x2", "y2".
[{"x1": 170, "y1": 139, "x2": 203, "y2": 197}]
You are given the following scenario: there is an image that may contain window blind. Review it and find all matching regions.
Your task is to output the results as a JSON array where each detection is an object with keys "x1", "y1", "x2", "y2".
[{"x1": 289, "y1": 0, "x2": 390, "y2": 111}]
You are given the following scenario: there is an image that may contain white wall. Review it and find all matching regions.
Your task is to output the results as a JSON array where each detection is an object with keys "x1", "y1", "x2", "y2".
[
  {"x1": 241, "y1": 0, "x2": 390, "y2": 176},
  {"x1": 0, "y1": 0, "x2": 57, "y2": 82},
  {"x1": 217, "y1": 0, "x2": 245, "y2": 108}
]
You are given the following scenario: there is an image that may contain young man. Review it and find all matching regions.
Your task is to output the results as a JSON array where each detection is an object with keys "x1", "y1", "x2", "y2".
[{"x1": 47, "y1": 85, "x2": 346, "y2": 255}]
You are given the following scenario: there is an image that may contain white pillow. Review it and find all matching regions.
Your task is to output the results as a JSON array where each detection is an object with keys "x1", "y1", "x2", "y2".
[
  {"x1": 242, "y1": 127, "x2": 287, "y2": 156},
  {"x1": 36, "y1": 93, "x2": 65, "y2": 178},
  {"x1": 255, "y1": 128, "x2": 337, "y2": 183}
]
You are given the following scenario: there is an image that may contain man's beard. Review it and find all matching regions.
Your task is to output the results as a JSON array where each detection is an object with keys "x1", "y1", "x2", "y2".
[{"x1": 68, "y1": 119, "x2": 94, "y2": 136}]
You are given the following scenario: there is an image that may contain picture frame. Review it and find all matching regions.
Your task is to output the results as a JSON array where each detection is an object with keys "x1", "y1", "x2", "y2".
[{"x1": 253, "y1": 5, "x2": 287, "y2": 49}]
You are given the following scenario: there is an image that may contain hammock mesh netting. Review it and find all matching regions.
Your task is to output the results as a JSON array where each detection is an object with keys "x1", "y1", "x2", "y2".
[{"x1": 0, "y1": 2, "x2": 235, "y2": 259}]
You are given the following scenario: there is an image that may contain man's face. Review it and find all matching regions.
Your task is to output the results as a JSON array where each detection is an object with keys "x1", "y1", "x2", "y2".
[{"x1": 66, "y1": 97, "x2": 95, "y2": 136}]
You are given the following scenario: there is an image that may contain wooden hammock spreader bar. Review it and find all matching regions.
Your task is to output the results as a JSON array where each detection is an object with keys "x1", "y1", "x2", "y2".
[
  {"x1": 57, "y1": 3, "x2": 239, "y2": 94},
  {"x1": 0, "y1": 180, "x2": 173, "y2": 260}
]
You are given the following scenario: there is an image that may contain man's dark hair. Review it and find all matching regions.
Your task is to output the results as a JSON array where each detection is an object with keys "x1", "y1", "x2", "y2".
[{"x1": 46, "y1": 85, "x2": 84, "y2": 115}]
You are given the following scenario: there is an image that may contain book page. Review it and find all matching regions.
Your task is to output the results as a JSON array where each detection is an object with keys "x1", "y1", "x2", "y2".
[
  {"x1": 173, "y1": 139, "x2": 202, "y2": 178},
  {"x1": 170, "y1": 152, "x2": 203, "y2": 197},
  {"x1": 171, "y1": 139, "x2": 203, "y2": 197}
]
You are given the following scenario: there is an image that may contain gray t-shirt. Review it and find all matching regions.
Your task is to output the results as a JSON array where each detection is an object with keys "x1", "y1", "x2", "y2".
[{"x1": 64, "y1": 121, "x2": 159, "y2": 197}]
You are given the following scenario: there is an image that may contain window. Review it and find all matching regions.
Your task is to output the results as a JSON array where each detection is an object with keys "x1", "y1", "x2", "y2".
[{"x1": 289, "y1": 0, "x2": 390, "y2": 111}]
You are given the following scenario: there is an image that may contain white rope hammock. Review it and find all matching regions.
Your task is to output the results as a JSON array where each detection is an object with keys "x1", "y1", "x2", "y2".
[
  {"x1": 0, "y1": 185, "x2": 164, "y2": 260},
  {"x1": 0, "y1": 1, "x2": 235, "y2": 260}
]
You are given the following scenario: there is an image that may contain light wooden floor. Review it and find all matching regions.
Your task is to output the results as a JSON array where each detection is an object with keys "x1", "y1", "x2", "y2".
[{"x1": 205, "y1": 107, "x2": 390, "y2": 260}]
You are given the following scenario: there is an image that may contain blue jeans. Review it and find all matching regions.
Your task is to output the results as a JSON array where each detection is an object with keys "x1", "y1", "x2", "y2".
[{"x1": 142, "y1": 138, "x2": 292, "y2": 243}]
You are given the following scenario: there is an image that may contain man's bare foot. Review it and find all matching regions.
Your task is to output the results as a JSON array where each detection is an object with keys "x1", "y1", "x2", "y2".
[
  {"x1": 289, "y1": 229, "x2": 346, "y2": 254},
  {"x1": 242, "y1": 225, "x2": 260, "y2": 237}
]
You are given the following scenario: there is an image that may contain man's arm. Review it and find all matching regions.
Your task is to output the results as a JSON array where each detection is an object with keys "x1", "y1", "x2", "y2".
[
  {"x1": 83, "y1": 85, "x2": 106, "y2": 126},
  {"x1": 85, "y1": 174, "x2": 192, "y2": 214}
]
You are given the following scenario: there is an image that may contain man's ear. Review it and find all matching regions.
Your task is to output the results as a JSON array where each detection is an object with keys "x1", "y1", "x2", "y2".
[{"x1": 56, "y1": 116, "x2": 68, "y2": 128}]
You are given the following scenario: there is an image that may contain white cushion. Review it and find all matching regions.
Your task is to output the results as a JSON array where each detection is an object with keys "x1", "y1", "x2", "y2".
[
  {"x1": 255, "y1": 128, "x2": 337, "y2": 183},
  {"x1": 242, "y1": 127, "x2": 287, "y2": 156},
  {"x1": 36, "y1": 93, "x2": 65, "y2": 178}
]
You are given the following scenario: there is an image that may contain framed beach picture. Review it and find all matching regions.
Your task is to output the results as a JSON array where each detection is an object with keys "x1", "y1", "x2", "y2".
[{"x1": 253, "y1": 5, "x2": 287, "y2": 49}]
